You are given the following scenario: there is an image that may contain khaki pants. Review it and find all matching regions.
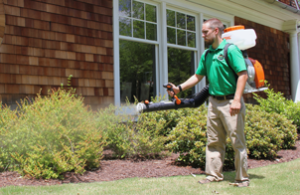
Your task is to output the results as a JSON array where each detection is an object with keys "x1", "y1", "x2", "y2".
[{"x1": 206, "y1": 96, "x2": 249, "y2": 182}]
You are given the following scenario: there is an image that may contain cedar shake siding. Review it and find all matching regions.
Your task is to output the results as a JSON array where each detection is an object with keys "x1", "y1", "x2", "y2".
[
  {"x1": 0, "y1": 0, "x2": 113, "y2": 109},
  {"x1": 0, "y1": 0, "x2": 294, "y2": 107}
]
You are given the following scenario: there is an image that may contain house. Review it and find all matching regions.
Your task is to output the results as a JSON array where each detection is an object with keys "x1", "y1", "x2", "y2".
[{"x1": 0, "y1": 0, "x2": 299, "y2": 109}]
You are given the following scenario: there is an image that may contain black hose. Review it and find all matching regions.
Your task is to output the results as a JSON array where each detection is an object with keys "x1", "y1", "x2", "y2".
[{"x1": 137, "y1": 85, "x2": 209, "y2": 113}]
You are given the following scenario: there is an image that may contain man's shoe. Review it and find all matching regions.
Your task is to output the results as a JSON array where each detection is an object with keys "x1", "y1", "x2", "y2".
[
  {"x1": 229, "y1": 180, "x2": 250, "y2": 187},
  {"x1": 198, "y1": 178, "x2": 212, "y2": 184}
]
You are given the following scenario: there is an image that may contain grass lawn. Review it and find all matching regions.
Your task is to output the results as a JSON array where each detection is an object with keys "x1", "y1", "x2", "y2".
[{"x1": 0, "y1": 158, "x2": 299, "y2": 195}]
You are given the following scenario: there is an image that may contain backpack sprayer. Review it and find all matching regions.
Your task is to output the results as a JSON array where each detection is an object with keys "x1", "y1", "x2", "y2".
[
  {"x1": 136, "y1": 25, "x2": 267, "y2": 114},
  {"x1": 222, "y1": 25, "x2": 266, "y2": 93}
]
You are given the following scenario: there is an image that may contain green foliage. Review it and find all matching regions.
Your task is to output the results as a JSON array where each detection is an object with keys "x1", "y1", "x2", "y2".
[
  {"x1": 245, "y1": 105, "x2": 297, "y2": 157},
  {"x1": 0, "y1": 85, "x2": 297, "y2": 178},
  {"x1": 98, "y1": 105, "x2": 168, "y2": 159},
  {"x1": 253, "y1": 86, "x2": 287, "y2": 113},
  {"x1": 101, "y1": 95, "x2": 198, "y2": 159},
  {"x1": 166, "y1": 106, "x2": 208, "y2": 167},
  {"x1": 141, "y1": 109, "x2": 191, "y2": 137},
  {"x1": 140, "y1": 95, "x2": 196, "y2": 137},
  {"x1": 0, "y1": 89, "x2": 106, "y2": 179},
  {"x1": 254, "y1": 85, "x2": 300, "y2": 128},
  {"x1": 0, "y1": 105, "x2": 18, "y2": 171},
  {"x1": 165, "y1": 104, "x2": 297, "y2": 168},
  {"x1": 285, "y1": 101, "x2": 300, "y2": 128}
]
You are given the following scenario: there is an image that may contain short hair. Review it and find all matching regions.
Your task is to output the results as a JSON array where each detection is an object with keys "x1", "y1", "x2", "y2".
[{"x1": 204, "y1": 18, "x2": 224, "y2": 35}]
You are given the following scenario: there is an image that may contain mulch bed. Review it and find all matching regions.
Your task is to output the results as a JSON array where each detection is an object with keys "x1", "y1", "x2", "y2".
[{"x1": 0, "y1": 134, "x2": 299, "y2": 188}]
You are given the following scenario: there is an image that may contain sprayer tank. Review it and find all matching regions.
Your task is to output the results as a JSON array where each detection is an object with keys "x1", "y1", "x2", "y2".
[{"x1": 221, "y1": 26, "x2": 257, "y2": 51}]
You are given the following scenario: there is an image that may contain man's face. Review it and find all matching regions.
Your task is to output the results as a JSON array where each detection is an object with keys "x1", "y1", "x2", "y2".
[{"x1": 202, "y1": 23, "x2": 217, "y2": 46}]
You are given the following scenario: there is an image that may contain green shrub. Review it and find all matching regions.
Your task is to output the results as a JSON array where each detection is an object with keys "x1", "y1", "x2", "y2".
[
  {"x1": 0, "y1": 89, "x2": 106, "y2": 179},
  {"x1": 141, "y1": 109, "x2": 190, "y2": 137},
  {"x1": 100, "y1": 96, "x2": 195, "y2": 159},
  {"x1": 98, "y1": 105, "x2": 168, "y2": 159},
  {"x1": 254, "y1": 85, "x2": 300, "y2": 128},
  {"x1": 253, "y1": 86, "x2": 287, "y2": 114},
  {"x1": 245, "y1": 104, "x2": 297, "y2": 154},
  {"x1": 166, "y1": 104, "x2": 297, "y2": 168},
  {"x1": 140, "y1": 96, "x2": 192, "y2": 137},
  {"x1": 0, "y1": 105, "x2": 18, "y2": 171},
  {"x1": 285, "y1": 101, "x2": 300, "y2": 129},
  {"x1": 166, "y1": 106, "x2": 207, "y2": 167}
]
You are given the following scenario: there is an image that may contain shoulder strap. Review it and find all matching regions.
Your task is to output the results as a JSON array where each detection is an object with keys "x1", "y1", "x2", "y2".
[
  {"x1": 204, "y1": 49, "x2": 209, "y2": 61},
  {"x1": 224, "y1": 43, "x2": 238, "y2": 81},
  {"x1": 224, "y1": 43, "x2": 232, "y2": 66},
  {"x1": 204, "y1": 44, "x2": 238, "y2": 81},
  {"x1": 204, "y1": 44, "x2": 233, "y2": 65},
  {"x1": 203, "y1": 49, "x2": 210, "y2": 71}
]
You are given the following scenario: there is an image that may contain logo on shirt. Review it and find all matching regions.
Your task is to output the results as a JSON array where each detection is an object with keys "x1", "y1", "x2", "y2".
[{"x1": 218, "y1": 54, "x2": 224, "y2": 61}]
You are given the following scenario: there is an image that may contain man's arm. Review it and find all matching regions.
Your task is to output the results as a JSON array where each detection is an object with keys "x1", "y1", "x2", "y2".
[
  {"x1": 230, "y1": 70, "x2": 248, "y2": 116},
  {"x1": 167, "y1": 74, "x2": 204, "y2": 96}
]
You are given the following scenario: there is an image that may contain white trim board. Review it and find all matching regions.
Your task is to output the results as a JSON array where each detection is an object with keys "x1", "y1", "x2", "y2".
[{"x1": 186, "y1": 0, "x2": 300, "y2": 31}]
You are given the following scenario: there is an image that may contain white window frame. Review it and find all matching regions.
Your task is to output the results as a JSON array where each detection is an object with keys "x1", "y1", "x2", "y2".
[
  {"x1": 114, "y1": 0, "x2": 160, "y2": 106},
  {"x1": 113, "y1": 0, "x2": 234, "y2": 106},
  {"x1": 164, "y1": 6, "x2": 199, "y2": 96}
]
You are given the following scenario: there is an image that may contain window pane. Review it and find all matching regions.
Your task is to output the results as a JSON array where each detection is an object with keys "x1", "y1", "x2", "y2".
[
  {"x1": 146, "y1": 4, "x2": 156, "y2": 22},
  {"x1": 177, "y1": 12, "x2": 186, "y2": 29},
  {"x1": 133, "y1": 1, "x2": 144, "y2": 20},
  {"x1": 120, "y1": 40, "x2": 156, "y2": 103},
  {"x1": 188, "y1": 32, "x2": 196, "y2": 48},
  {"x1": 168, "y1": 47, "x2": 195, "y2": 98},
  {"x1": 146, "y1": 23, "x2": 157, "y2": 41},
  {"x1": 167, "y1": 27, "x2": 176, "y2": 44},
  {"x1": 133, "y1": 20, "x2": 145, "y2": 39},
  {"x1": 119, "y1": 0, "x2": 131, "y2": 17},
  {"x1": 119, "y1": 17, "x2": 132, "y2": 36},
  {"x1": 187, "y1": 15, "x2": 195, "y2": 31},
  {"x1": 177, "y1": 29, "x2": 186, "y2": 46},
  {"x1": 167, "y1": 10, "x2": 197, "y2": 48},
  {"x1": 167, "y1": 10, "x2": 175, "y2": 27}
]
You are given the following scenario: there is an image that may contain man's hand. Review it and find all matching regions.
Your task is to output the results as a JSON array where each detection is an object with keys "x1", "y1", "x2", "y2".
[
  {"x1": 166, "y1": 74, "x2": 203, "y2": 98},
  {"x1": 230, "y1": 70, "x2": 248, "y2": 116},
  {"x1": 166, "y1": 83, "x2": 179, "y2": 97},
  {"x1": 230, "y1": 99, "x2": 241, "y2": 116}
]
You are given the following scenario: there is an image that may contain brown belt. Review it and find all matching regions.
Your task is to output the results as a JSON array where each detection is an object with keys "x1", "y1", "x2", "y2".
[{"x1": 211, "y1": 94, "x2": 234, "y2": 100}]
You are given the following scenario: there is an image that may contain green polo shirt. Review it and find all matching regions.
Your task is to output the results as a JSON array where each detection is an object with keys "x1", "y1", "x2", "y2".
[{"x1": 196, "y1": 40, "x2": 246, "y2": 96}]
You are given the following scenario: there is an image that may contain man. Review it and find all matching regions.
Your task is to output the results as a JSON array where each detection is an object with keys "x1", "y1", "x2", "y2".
[{"x1": 167, "y1": 18, "x2": 249, "y2": 187}]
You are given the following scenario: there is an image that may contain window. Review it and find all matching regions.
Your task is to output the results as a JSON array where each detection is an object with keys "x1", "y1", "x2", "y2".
[
  {"x1": 119, "y1": 40, "x2": 156, "y2": 103},
  {"x1": 119, "y1": 0, "x2": 157, "y2": 41},
  {"x1": 167, "y1": 10, "x2": 196, "y2": 48},
  {"x1": 114, "y1": 0, "x2": 233, "y2": 105},
  {"x1": 118, "y1": 0, "x2": 158, "y2": 103},
  {"x1": 167, "y1": 9, "x2": 197, "y2": 98}
]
